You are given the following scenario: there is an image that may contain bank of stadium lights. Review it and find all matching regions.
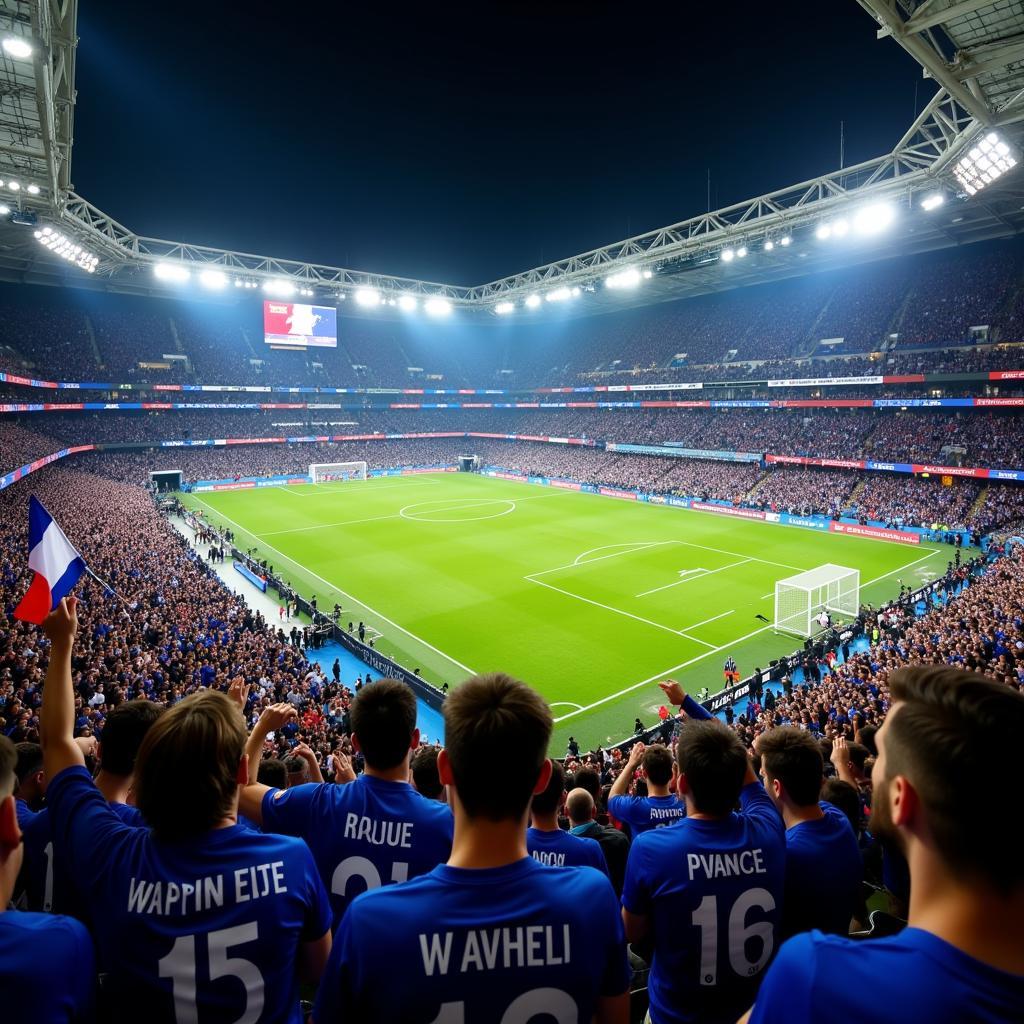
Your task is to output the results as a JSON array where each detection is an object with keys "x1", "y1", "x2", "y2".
[
  {"x1": 494, "y1": 301, "x2": 515, "y2": 315},
  {"x1": 953, "y1": 132, "x2": 1017, "y2": 196},
  {"x1": 2, "y1": 36, "x2": 33, "y2": 59},
  {"x1": 354, "y1": 286, "x2": 380, "y2": 308},
  {"x1": 263, "y1": 278, "x2": 296, "y2": 297},
  {"x1": 920, "y1": 192, "x2": 945, "y2": 212},
  {"x1": 0, "y1": 204, "x2": 8, "y2": 216},
  {"x1": 545, "y1": 285, "x2": 581, "y2": 303},
  {"x1": 605, "y1": 267, "x2": 642, "y2": 289},
  {"x1": 198, "y1": 268, "x2": 228, "y2": 290},
  {"x1": 720, "y1": 246, "x2": 748, "y2": 262},
  {"x1": 525, "y1": 293, "x2": 542, "y2": 309},
  {"x1": 234, "y1": 279, "x2": 259, "y2": 289},
  {"x1": 816, "y1": 202, "x2": 895, "y2": 242},
  {"x1": 398, "y1": 293, "x2": 417, "y2": 311},
  {"x1": 34, "y1": 226, "x2": 98, "y2": 273},
  {"x1": 424, "y1": 297, "x2": 453, "y2": 317},
  {"x1": 154, "y1": 262, "x2": 190, "y2": 283}
]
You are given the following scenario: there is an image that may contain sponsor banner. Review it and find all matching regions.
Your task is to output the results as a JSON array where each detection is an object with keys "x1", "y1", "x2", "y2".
[
  {"x1": 710, "y1": 400, "x2": 771, "y2": 408},
  {"x1": 865, "y1": 460, "x2": 914, "y2": 474},
  {"x1": 398, "y1": 466, "x2": 457, "y2": 475},
  {"x1": 608, "y1": 442, "x2": 761, "y2": 462},
  {"x1": 485, "y1": 471, "x2": 530, "y2": 483},
  {"x1": 829, "y1": 521, "x2": 920, "y2": 545},
  {"x1": 666, "y1": 496, "x2": 690, "y2": 508},
  {"x1": 776, "y1": 399, "x2": 874, "y2": 408},
  {"x1": 871, "y1": 398, "x2": 972, "y2": 408},
  {"x1": 883, "y1": 374, "x2": 926, "y2": 384},
  {"x1": 598, "y1": 487, "x2": 639, "y2": 500},
  {"x1": 974, "y1": 397, "x2": 1024, "y2": 407},
  {"x1": 706, "y1": 681, "x2": 751, "y2": 714},
  {"x1": 989, "y1": 469, "x2": 1024, "y2": 482},
  {"x1": 768, "y1": 375, "x2": 884, "y2": 388},
  {"x1": 765, "y1": 454, "x2": 867, "y2": 470},
  {"x1": 989, "y1": 370, "x2": 1024, "y2": 380},
  {"x1": 232, "y1": 561, "x2": 268, "y2": 592},
  {"x1": 549, "y1": 478, "x2": 583, "y2": 491},
  {"x1": 912, "y1": 464, "x2": 988, "y2": 479},
  {"x1": 778, "y1": 513, "x2": 831, "y2": 531},
  {"x1": 690, "y1": 502, "x2": 766, "y2": 521}
]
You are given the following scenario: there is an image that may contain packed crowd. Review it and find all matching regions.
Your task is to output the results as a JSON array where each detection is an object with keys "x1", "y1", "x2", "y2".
[{"x1": 1, "y1": 454, "x2": 1021, "y2": 1022}]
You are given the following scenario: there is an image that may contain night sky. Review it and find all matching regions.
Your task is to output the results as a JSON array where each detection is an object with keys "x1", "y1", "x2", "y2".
[{"x1": 71, "y1": 2, "x2": 929, "y2": 285}]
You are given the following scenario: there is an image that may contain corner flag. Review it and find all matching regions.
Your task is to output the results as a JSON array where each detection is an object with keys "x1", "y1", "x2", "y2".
[{"x1": 13, "y1": 496, "x2": 87, "y2": 625}]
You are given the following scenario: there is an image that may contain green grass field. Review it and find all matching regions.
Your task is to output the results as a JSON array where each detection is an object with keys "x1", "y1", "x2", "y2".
[{"x1": 181, "y1": 473, "x2": 953, "y2": 751}]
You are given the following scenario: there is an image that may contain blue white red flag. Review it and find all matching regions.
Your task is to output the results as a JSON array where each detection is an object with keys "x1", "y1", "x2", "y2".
[{"x1": 13, "y1": 496, "x2": 86, "y2": 624}]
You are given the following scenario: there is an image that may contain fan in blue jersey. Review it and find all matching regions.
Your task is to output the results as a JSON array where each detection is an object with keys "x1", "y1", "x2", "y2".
[
  {"x1": 527, "y1": 759, "x2": 609, "y2": 876},
  {"x1": 745, "y1": 666, "x2": 1024, "y2": 1024},
  {"x1": 39, "y1": 597, "x2": 332, "y2": 1023},
  {"x1": 0, "y1": 734, "x2": 96, "y2": 1023},
  {"x1": 13, "y1": 741, "x2": 45, "y2": 828},
  {"x1": 17, "y1": 698, "x2": 162, "y2": 916},
  {"x1": 314, "y1": 672, "x2": 631, "y2": 1024},
  {"x1": 622, "y1": 681, "x2": 785, "y2": 1024},
  {"x1": 239, "y1": 678, "x2": 453, "y2": 931},
  {"x1": 756, "y1": 726, "x2": 862, "y2": 937},
  {"x1": 608, "y1": 742, "x2": 684, "y2": 836}
]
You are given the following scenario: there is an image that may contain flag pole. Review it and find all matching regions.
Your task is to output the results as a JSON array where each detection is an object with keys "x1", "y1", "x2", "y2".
[{"x1": 82, "y1": 563, "x2": 129, "y2": 607}]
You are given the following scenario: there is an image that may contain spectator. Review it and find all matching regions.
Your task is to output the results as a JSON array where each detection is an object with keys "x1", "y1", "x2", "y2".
[
  {"x1": 566, "y1": 786, "x2": 631, "y2": 897},
  {"x1": 314, "y1": 673, "x2": 630, "y2": 1024},
  {"x1": 747, "y1": 666, "x2": 1024, "y2": 1023},
  {"x1": 608, "y1": 742, "x2": 685, "y2": 836},
  {"x1": 527, "y1": 759, "x2": 608, "y2": 875}
]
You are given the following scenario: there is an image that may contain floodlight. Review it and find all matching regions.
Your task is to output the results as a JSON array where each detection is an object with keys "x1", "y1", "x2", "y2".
[
  {"x1": 832, "y1": 218, "x2": 849, "y2": 238},
  {"x1": 736, "y1": 246, "x2": 748, "y2": 258},
  {"x1": 852, "y1": 202, "x2": 895, "y2": 236},
  {"x1": 33, "y1": 230, "x2": 41, "y2": 238},
  {"x1": 605, "y1": 267, "x2": 642, "y2": 289},
  {"x1": 264, "y1": 279, "x2": 296, "y2": 297},
  {"x1": 571, "y1": 286, "x2": 581, "y2": 296},
  {"x1": 525, "y1": 294, "x2": 541, "y2": 308},
  {"x1": 920, "y1": 192, "x2": 945, "y2": 211},
  {"x1": 199, "y1": 268, "x2": 228, "y2": 290},
  {"x1": 546, "y1": 286, "x2": 572, "y2": 302},
  {"x1": 2, "y1": 37, "x2": 33, "y2": 59},
  {"x1": 642, "y1": 269, "x2": 652, "y2": 279},
  {"x1": 26, "y1": 184, "x2": 41, "y2": 195},
  {"x1": 494, "y1": 301, "x2": 515, "y2": 315},
  {"x1": 154, "y1": 262, "x2": 191, "y2": 283},
  {"x1": 7, "y1": 180, "x2": 19, "y2": 192},
  {"x1": 424, "y1": 297, "x2": 452, "y2": 317},
  {"x1": 0, "y1": 203, "x2": 12, "y2": 215},
  {"x1": 815, "y1": 223, "x2": 832, "y2": 240},
  {"x1": 764, "y1": 240, "x2": 774, "y2": 251},
  {"x1": 721, "y1": 248, "x2": 735, "y2": 262},
  {"x1": 953, "y1": 131, "x2": 1017, "y2": 196},
  {"x1": 779, "y1": 235, "x2": 791, "y2": 246},
  {"x1": 398, "y1": 293, "x2": 417, "y2": 311},
  {"x1": 299, "y1": 287, "x2": 314, "y2": 297},
  {"x1": 354, "y1": 287, "x2": 380, "y2": 307}
]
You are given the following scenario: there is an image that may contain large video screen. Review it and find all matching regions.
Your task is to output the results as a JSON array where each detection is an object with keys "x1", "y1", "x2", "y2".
[{"x1": 263, "y1": 300, "x2": 337, "y2": 348}]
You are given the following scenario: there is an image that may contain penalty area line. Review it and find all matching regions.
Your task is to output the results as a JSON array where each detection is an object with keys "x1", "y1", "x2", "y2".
[{"x1": 189, "y1": 496, "x2": 476, "y2": 677}]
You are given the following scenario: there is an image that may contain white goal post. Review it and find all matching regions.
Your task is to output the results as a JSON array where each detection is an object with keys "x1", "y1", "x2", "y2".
[
  {"x1": 774, "y1": 564, "x2": 860, "y2": 638},
  {"x1": 309, "y1": 461, "x2": 368, "y2": 483}
]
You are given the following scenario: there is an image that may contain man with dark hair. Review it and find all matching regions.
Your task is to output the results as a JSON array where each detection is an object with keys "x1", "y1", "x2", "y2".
[
  {"x1": 623, "y1": 681, "x2": 785, "y2": 1024},
  {"x1": 240, "y1": 678, "x2": 453, "y2": 930},
  {"x1": 314, "y1": 672, "x2": 630, "y2": 1023},
  {"x1": 17, "y1": 699, "x2": 163, "y2": 914},
  {"x1": 40, "y1": 597, "x2": 332, "y2": 1020},
  {"x1": 411, "y1": 746, "x2": 445, "y2": 802},
  {"x1": 257, "y1": 757, "x2": 288, "y2": 790},
  {"x1": 0, "y1": 733, "x2": 96, "y2": 1021},
  {"x1": 756, "y1": 726, "x2": 861, "y2": 937},
  {"x1": 13, "y1": 742, "x2": 45, "y2": 824},
  {"x1": 747, "y1": 666, "x2": 1024, "y2": 1023},
  {"x1": 527, "y1": 759, "x2": 608, "y2": 875},
  {"x1": 566, "y1": 786, "x2": 630, "y2": 896},
  {"x1": 609, "y1": 742, "x2": 683, "y2": 836}
]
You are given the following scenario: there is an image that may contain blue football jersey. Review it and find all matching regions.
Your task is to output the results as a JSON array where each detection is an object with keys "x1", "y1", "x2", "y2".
[
  {"x1": 782, "y1": 802, "x2": 862, "y2": 937},
  {"x1": 622, "y1": 782, "x2": 786, "y2": 1024},
  {"x1": 749, "y1": 928, "x2": 1024, "y2": 1024},
  {"x1": 314, "y1": 857, "x2": 630, "y2": 1023},
  {"x1": 47, "y1": 765, "x2": 331, "y2": 1023},
  {"x1": 608, "y1": 793, "x2": 685, "y2": 835},
  {"x1": 261, "y1": 774, "x2": 453, "y2": 929},
  {"x1": 0, "y1": 909, "x2": 95, "y2": 1022},
  {"x1": 527, "y1": 827, "x2": 609, "y2": 876}
]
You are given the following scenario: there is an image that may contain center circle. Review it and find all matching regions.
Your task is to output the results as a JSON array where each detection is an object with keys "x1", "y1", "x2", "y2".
[{"x1": 399, "y1": 499, "x2": 517, "y2": 523}]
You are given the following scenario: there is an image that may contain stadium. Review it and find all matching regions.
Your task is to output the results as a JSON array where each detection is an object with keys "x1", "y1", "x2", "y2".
[{"x1": 1, "y1": 2, "x2": 1023, "y2": 1022}]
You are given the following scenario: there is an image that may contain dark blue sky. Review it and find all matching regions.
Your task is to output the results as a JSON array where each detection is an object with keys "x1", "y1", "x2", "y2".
[{"x1": 71, "y1": 2, "x2": 928, "y2": 285}]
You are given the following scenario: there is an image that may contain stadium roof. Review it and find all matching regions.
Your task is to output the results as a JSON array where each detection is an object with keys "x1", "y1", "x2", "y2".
[{"x1": 0, "y1": 0, "x2": 1022, "y2": 319}]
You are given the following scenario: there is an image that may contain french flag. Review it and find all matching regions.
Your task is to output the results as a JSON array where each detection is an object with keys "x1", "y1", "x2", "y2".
[{"x1": 13, "y1": 496, "x2": 87, "y2": 625}]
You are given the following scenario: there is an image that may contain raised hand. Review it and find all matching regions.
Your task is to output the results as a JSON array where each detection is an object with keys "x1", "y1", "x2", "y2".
[{"x1": 659, "y1": 679, "x2": 687, "y2": 707}]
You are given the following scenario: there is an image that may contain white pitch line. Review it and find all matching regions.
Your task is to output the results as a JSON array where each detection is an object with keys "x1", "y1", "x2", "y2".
[
  {"x1": 533, "y1": 541, "x2": 675, "y2": 578},
  {"x1": 189, "y1": 496, "x2": 477, "y2": 677},
  {"x1": 679, "y1": 608, "x2": 736, "y2": 631},
  {"x1": 636, "y1": 558, "x2": 752, "y2": 598},
  {"x1": 262, "y1": 512, "x2": 403, "y2": 536},
  {"x1": 552, "y1": 623, "x2": 775, "y2": 723},
  {"x1": 525, "y1": 575, "x2": 716, "y2": 648},
  {"x1": 549, "y1": 701, "x2": 584, "y2": 711}
]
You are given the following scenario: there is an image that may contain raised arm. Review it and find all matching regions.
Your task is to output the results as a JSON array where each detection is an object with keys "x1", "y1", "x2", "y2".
[
  {"x1": 239, "y1": 703, "x2": 297, "y2": 825},
  {"x1": 659, "y1": 679, "x2": 712, "y2": 720},
  {"x1": 609, "y1": 742, "x2": 644, "y2": 800},
  {"x1": 294, "y1": 742, "x2": 324, "y2": 784},
  {"x1": 40, "y1": 597, "x2": 84, "y2": 780},
  {"x1": 829, "y1": 735, "x2": 857, "y2": 787}
]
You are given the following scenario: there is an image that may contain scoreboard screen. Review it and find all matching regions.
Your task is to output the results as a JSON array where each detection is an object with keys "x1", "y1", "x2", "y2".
[{"x1": 263, "y1": 300, "x2": 337, "y2": 348}]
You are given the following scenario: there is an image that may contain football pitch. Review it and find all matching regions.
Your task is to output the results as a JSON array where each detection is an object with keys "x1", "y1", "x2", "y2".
[{"x1": 181, "y1": 473, "x2": 952, "y2": 751}]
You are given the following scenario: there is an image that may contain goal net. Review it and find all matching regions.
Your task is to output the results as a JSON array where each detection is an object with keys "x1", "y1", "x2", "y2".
[
  {"x1": 309, "y1": 461, "x2": 368, "y2": 484},
  {"x1": 774, "y1": 564, "x2": 860, "y2": 638}
]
